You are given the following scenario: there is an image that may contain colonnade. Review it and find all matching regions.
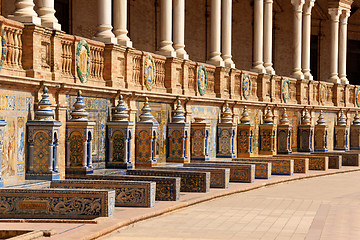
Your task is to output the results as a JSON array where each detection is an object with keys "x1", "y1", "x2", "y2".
[{"x1": 7, "y1": 0, "x2": 354, "y2": 83}]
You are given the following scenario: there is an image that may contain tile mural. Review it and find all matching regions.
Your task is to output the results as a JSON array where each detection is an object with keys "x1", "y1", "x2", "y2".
[{"x1": 0, "y1": 90, "x2": 33, "y2": 184}]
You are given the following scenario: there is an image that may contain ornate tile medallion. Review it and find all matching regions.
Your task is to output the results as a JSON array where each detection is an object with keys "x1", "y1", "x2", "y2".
[
  {"x1": 282, "y1": 78, "x2": 290, "y2": 103},
  {"x1": 144, "y1": 55, "x2": 156, "y2": 91},
  {"x1": 197, "y1": 65, "x2": 208, "y2": 96},
  {"x1": 76, "y1": 40, "x2": 91, "y2": 83},
  {"x1": 319, "y1": 84, "x2": 327, "y2": 105},
  {"x1": 0, "y1": 28, "x2": 7, "y2": 71},
  {"x1": 356, "y1": 87, "x2": 360, "y2": 107},
  {"x1": 242, "y1": 73, "x2": 251, "y2": 100}
]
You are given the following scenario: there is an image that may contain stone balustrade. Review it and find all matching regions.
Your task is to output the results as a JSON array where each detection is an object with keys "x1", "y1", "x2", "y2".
[{"x1": 0, "y1": 15, "x2": 358, "y2": 109}]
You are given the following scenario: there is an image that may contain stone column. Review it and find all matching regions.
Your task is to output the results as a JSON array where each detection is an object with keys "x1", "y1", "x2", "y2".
[
  {"x1": 54, "y1": 141, "x2": 59, "y2": 172},
  {"x1": 251, "y1": 0, "x2": 265, "y2": 73},
  {"x1": 339, "y1": 10, "x2": 350, "y2": 85},
  {"x1": 157, "y1": 0, "x2": 176, "y2": 57},
  {"x1": 36, "y1": 0, "x2": 61, "y2": 30},
  {"x1": 301, "y1": 0, "x2": 315, "y2": 80},
  {"x1": 221, "y1": 0, "x2": 235, "y2": 68},
  {"x1": 291, "y1": 0, "x2": 305, "y2": 79},
  {"x1": 48, "y1": 143, "x2": 54, "y2": 172},
  {"x1": 173, "y1": 0, "x2": 188, "y2": 59},
  {"x1": 83, "y1": 140, "x2": 88, "y2": 167},
  {"x1": 9, "y1": 0, "x2": 41, "y2": 25},
  {"x1": 207, "y1": 0, "x2": 224, "y2": 67},
  {"x1": 113, "y1": 0, "x2": 133, "y2": 47},
  {"x1": 263, "y1": 0, "x2": 275, "y2": 74},
  {"x1": 328, "y1": 8, "x2": 341, "y2": 83},
  {"x1": 94, "y1": 0, "x2": 117, "y2": 44}
]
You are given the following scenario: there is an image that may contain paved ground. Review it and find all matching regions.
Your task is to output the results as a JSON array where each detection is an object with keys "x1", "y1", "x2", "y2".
[{"x1": 102, "y1": 171, "x2": 360, "y2": 240}]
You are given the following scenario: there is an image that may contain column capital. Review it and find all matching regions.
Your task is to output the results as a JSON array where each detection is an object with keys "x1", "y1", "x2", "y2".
[
  {"x1": 340, "y1": 9, "x2": 351, "y2": 24},
  {"x1": 303, "y1": 0, "x2": 315, "y2": 15},
  {"x1": 328, "y1": 8, "x2": 342, "y2": 21},
  {"x1": 291, "y1": 0, "x2": 305, "y2": 12}
]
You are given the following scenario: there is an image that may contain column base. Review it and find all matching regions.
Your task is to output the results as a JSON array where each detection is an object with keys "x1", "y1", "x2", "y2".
[
  {"x1": 8, "y1": 15, "x2": 41, "y2": 25},
  {"x1": 303, "y1": 71, "x2": 314, "y2": 80},
  {"x1": 224, "y1": 59, "x2": 235, "y2": 68},
  {"x1": 340, "y1": 76, "x2": 349, "y2": 85},
  {"x1": 117, "y1": 39, "x2": 133, "y2": 48},
  {"x1": 264, "y1": 65, "x2": 275, "y2": 75},
  {"x1": 291, "y1": 70, "x2": 304, "y2": 80},
  {"x1": 157, "y1": 49, "x2": 177, "y2": 58},
  {"x1": 106, "y1": 161, "x2": 134, "y2": 169},
  {"x1": 93, "y1": 36, "x2": 118, "y2": 45},
  {"x1": 328, "y1": 74, "x2": 341, "y2": 84},
  {"x1": 42, "y1": 21, "x2": 61, "y2": 31},
  {"x1": 175, "y1": 49, "x2": 189, "y2": 60},
  {"x1": 207, "y1": 57, "x2": 225, "y2": 67},
  {"x1": 251, "y1": 63, "x2": 266, "y2": 74}
]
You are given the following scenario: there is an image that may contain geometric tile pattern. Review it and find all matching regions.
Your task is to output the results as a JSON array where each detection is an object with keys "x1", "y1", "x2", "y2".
[
  {"x1": 33, "y1": 131, "x2": 50, "y2": 173},
  {"x1": 0, "y1": 188, "x2": 115, "y2": 219}
]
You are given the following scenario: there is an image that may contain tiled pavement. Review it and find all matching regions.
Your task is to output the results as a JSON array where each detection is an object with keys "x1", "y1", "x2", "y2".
[{"x1": 101, "y1": 171, "x2": 360, "y2": 240}]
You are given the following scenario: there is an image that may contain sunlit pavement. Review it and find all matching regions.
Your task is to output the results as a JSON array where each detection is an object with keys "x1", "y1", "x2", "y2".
[{"x1": 101, "y1": 171, "x2": 360, "y2": 240}]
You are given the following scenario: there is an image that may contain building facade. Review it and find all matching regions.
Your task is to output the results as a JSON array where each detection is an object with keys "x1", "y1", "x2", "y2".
[{"x1": 0, "y1": 0, "x2": 359, "y2": 184}]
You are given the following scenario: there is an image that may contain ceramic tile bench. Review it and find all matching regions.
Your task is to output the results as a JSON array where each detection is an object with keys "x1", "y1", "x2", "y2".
[
  {"x1": 312, "y1": 152, "x2": 360, "y2": 167},
  {"x1": 155, "y1": 167, "x2": 229, "y2": 188},
  {"x1": 67, "y1": 174, "x2": 180, "y2": 201},
  {"x1": 0, "y1": 188, "x2": 114, "y2": 219},
  {"x1": 282, "y1": 154, "x2": 329, "y2": 171},
  {"x1": 183, "y1": 163, "x2": 255, "y2": 183},
  {"x1": 273, "y1": 156, "x2": 309, "y2": 174},
  {"x1": 50, "y1": 179, "x2": 155, "y2": 208},
  {"x1": 192, "y1": 161, "x2": 271, "y2": 180},
  {"x1": 127, "y1": 169, "x2": 210, "y2": 193},
  {"x1": 234, "y1": 158, "x2": 294, "y2": 176}
]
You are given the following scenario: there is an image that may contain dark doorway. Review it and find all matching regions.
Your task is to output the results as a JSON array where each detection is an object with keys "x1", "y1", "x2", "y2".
[
  {"x1": 310, "y1": 35, "x2": 319, "y2": 80},
  {"x1": 55, "y1": 0, "x2": 71, "y2": 34},
  {"x1": 347, "y1": 40, "x2": 360, "y2": 85}
]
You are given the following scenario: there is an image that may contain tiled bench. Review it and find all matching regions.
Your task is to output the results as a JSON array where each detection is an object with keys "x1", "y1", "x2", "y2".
[
  {"x1": 0, "y1": 188, "x2": 114, "y2": 219},
  {"x1": 156, "y1": 167, "x2": 229, "y2": 188},
  {"x1": 67, "y1": 174, "x2": 180, "y2": 201},
  {"x1": 127, "y1": 169, "x2": 210, "y2": 193},
  {"x1": 234, "y1": 158, "x2": 293, "y2": 176},
  {"x1": 51, "y1": 179, "x2": 155, "y2": 208},
  {"x1": 312, "y1": 152, "x2": 360, "y2": 167},
  {"x1": 283, "y1": 154, "x2": 329, "y2": 171},
  {"x1": 342, "y1": 153, "x2": 360, "y2": 166},
  {"x1": 274, "y1": 156, "x2": 309, "y2": 174},
  {"x1": 183, "y1": 163, "x2": 255, "y2": 183},
  {"x1": 193, "y1": 161, "x2": 271, "y2": 180}
]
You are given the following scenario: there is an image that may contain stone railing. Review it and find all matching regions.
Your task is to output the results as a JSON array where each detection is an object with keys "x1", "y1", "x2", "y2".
[
  {"x1": 0, "y1": 16, "x2": 24, "y2": 76},
  {"x1": 0, "y1": 15, "x2": 358, "y2": 110}
]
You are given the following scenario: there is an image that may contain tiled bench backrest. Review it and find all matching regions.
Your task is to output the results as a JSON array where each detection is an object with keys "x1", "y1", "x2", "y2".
[
  {"x1": 51, "y1": 179, "x2": 155, "y2": 208},
  {"x1": 67, "y1": 174, "x2": 180, "y2": 201},
  {"x1": 155, "y1": 167, "x2": 230, "y2": 188},
  {"x1": 127, "y1": 169, "x2": 210, "y2": 193},
  {"x1": 183, "y1": 163, "x2": 255, "y2": 183},
  {"x1": 0, "y1": 188, "x2": 115, "y2": 219}
]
